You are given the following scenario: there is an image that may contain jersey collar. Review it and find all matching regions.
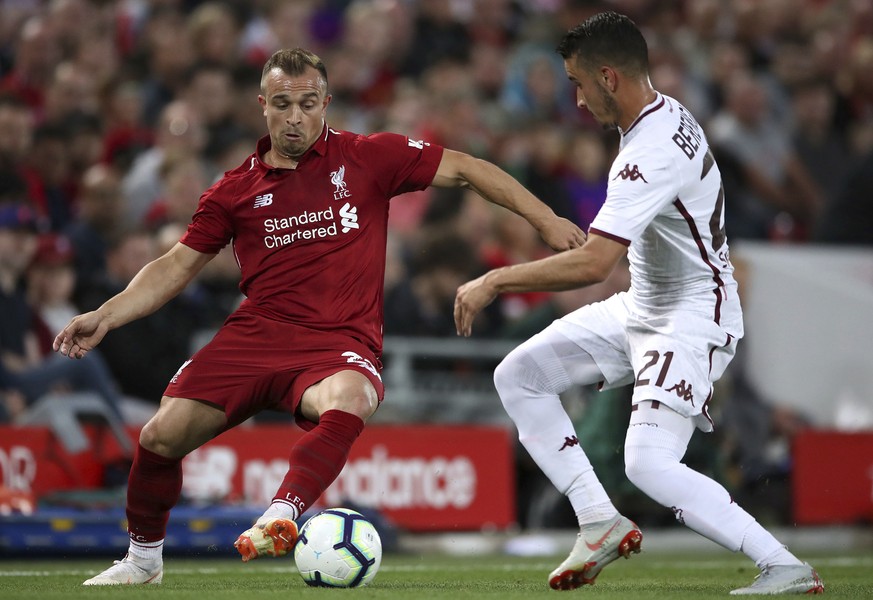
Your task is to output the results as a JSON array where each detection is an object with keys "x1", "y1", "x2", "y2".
[
  {"x1": 621, "y1": 92, "x2": 665, "y2": 137},
  {"x1": 254, "y1": 124, "x2": 331, "y2": 171}
]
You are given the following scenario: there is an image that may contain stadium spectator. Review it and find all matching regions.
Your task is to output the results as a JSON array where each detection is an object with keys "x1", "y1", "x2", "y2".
[
  {"x1": 812, "y1": 143, "x2": 873, "y2": 245},
  {"x1": 121, "y1": 99, "x2": 209, "y2": 227},
  {"x1": 708, "y1": 70, "x2": 823, "y2": 240},
  {"x1": 75, "y1": 227, "x2": 214, "y2": 403},
  {"x1": 65, "y1": 163, "x2": 125, "y2": 296},
  {"x1": 0, "y1": 94, "x2": 34, "y2": 168},
  {"x1": 0, "y1": 204, "x2": 123, "y2": 423}
]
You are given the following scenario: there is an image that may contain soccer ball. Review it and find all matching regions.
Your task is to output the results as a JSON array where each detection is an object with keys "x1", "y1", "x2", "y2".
[{"x1": 293, "y1": 508, "x2": 383, "y2": 587}]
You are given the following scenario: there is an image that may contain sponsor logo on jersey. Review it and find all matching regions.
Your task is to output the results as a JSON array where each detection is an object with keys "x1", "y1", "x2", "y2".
[
  {"x1": 331, "y1": 164, "x2": 351, "y2": 200},
  {"x1": 342, "y1": 351, "x2": 381, "y2": 380},
  {"x1": 558, "y1": 435, "x2": 579, "y2": 451},
  {"x1": 613, "y1": 163, "x2": 648, "y2": 182},
  {"x1": 253, "y1": 193, "x2": 273, "y2": 208},
  {"x1": 339, "y1": 202, "x2": 359, "y2": 233},
  {"x1": 407, "y1": 138, "x2": 429, "y2": 150}
]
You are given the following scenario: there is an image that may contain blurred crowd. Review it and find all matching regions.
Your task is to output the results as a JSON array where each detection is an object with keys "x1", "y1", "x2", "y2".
[{"x1": 0, "y1": 0, "x2": 871, "y2": 500}]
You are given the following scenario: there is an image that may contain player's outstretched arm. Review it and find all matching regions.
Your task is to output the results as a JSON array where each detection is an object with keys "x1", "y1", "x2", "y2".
[
  {"x1": 54, "y1": 242, "x2": 215, "y2": 359},
  {"x1": 430, "y1": 149, "x2": 585, "y2": 252},
  {"x1": 454, "y1": 234, "x2": 627, "y2": 337}
]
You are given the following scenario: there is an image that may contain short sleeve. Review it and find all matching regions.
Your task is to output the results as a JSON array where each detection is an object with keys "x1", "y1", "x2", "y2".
[
  {"x1": 355, "y1": 133, "x2": 444, "y2": 197},
  {"x1": 589, "y1": 146, "x2": 681, "y2": 244},
  {"x1": 179, "y1": 179, "x2": 235, "y2": 254}
]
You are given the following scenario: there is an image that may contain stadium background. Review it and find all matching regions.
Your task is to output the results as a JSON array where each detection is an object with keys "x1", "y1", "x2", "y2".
[{"x1": 0, "y1": 0, "x2": 871, "y2": 557}]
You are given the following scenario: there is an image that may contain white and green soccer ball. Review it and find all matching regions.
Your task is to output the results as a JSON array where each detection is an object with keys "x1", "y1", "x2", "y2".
[{"x1": 293, "y1": 508, "x2": 383, "y2": 587}]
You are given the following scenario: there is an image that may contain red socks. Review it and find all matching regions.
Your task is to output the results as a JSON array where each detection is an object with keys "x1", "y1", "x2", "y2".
[
  {"x1": 272, "y1": 410, "x2": 365, "y2": 516},
  {"x1": 126, "y1": 444, "x2": 183, "y2": 543},
  {"x1": 124, "y1": 410, "x2": 364, "y2": 542}
]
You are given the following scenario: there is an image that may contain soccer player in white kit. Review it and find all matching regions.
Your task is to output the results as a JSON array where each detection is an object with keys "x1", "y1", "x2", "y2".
[{"x1": 454, "y1": 12, "x2": 822, "y2": 596}]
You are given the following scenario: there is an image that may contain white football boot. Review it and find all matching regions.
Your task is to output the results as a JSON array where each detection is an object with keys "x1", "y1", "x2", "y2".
[
  {"x1": 730, "y1": 563, "x2": 824, "y2": 595},
  {"x1": 82, "y1": 554, "x2": 163, "y2": 586},
  {"x1": 548, "y1": 514, "x2": 642, "y2": 590}
]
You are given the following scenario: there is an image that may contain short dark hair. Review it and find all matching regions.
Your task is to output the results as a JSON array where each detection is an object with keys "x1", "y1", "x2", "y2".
[
  {"x1": 261, "y1": 48, "x2": 328, "y2": 92},
  {"x1": 556, "y1": 11, "x2": 649, "y2": 76}
]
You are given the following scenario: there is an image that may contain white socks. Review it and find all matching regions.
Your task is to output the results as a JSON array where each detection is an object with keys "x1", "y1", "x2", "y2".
[
  {"x1": 259, "y1": 500, "x2": 300, "y2": 523},
  {"x1": 625, "y1": 402, "x2": 802, "y2": 566},
  {"x1": 128, "y1": 539, "x2": 163, "y2": 563},
  {"x1": 494, "y1": 337, "x2": 617, "y2": 527}
]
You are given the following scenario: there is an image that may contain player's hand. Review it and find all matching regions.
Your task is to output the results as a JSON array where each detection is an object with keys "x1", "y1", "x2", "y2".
[
  {"x1": 454, "y1": 273, "x2": 498, "y2": 337},
  {"x1": 53, "y1": 311, "x2": 110, "y2": 359},
  {"x1": 539, "y1": 216, "x2": 586, "y2": 252}
]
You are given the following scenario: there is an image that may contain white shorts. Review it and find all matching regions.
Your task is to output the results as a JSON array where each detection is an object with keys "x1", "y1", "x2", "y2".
[{"x1": 551, "y1": 291, "x2": 740, "y2": 432}]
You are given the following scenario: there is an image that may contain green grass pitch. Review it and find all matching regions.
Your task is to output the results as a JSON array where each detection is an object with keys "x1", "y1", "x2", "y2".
[{"x1": 0, "y1": 551, "x2": 870, "y2": 599}]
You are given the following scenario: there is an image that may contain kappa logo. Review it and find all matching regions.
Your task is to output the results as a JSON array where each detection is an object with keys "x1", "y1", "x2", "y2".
[
  {"x1": 331, "y1": 165, "x2": 351, "y2": 200},
  {"x1": 665, "y1": 379, "x2": 694, "y2": 404},
  {"x1": 253, "y1": 193, "x2": 273, "y2": 208},
  {"x1": 339, "y1": 202, "x2": 359, "y2": 233},
  {"x1": 558, "y1": 435, "x2": 579, "y2": 451},
  {"x1": 613, "y1": 163, "x2": 649, "y2": 182}
]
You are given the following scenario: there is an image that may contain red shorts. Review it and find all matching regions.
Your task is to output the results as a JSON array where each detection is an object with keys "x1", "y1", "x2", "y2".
[{"x1": 164, "y1": 310, "x2": 384, "y2": 430}]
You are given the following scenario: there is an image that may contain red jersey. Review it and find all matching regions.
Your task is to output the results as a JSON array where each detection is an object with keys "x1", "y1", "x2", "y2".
[{"x1": 180, "y1": 126, "x2": 444, "y2": 356}]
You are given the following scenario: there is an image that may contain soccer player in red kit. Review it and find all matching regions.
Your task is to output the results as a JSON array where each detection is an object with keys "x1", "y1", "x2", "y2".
[{"x1": 54, "y1": 48, "x2": 584, "y2": 586}]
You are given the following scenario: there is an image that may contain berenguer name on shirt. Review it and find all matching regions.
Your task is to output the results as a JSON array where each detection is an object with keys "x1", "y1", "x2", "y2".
[{"x1": 263, "y1": 206, "x2": 337, "y2": 248}]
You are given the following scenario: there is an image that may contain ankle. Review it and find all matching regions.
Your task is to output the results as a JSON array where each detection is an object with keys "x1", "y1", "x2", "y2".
[{"x1": 128, "y1": 539, "x2": 164, "y2": 563}]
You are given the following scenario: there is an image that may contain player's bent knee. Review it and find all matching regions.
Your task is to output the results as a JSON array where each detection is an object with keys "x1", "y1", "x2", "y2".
[
  {"x1": 304, "y1": 371, "x2": 379, "y2": 422},
  {"x1": 493, "y1": 355, "x2": 520, "y2": 397},
  {"x1": 138, "y1": 421, "x2": 185, "y2": 458},
  {"x1": 325, "y1": 393, "x2": 377, "y2": 421},
  {"x1": 494, "y1": 346, "x2": 562, "y2": 403}
]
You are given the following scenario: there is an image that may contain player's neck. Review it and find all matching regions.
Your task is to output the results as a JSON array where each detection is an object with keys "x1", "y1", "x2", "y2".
[
  {"x1": 264, "y1": 149, "x2": 300, "y2": 170},
  {"x1": 618, "y1": 81, "x2": 658, "y2": 131}
]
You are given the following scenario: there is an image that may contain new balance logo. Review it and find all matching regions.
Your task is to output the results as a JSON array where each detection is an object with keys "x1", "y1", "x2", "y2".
[
  {"x1": 666, "y1": 379, "x2": 694, "y2": 404},
  {"x1": 558, "y1": 436, "x2": 579, "y2": 451},
  {"x1": 407, "y1": 138, "x2": 429, "y2": 149},
  {"x1": 339, "y1": 203, "x2": 359, "y2": 233},
  {"x1": 253, "y1": 193, "x2": 273, "y2": 208},
  {"x1": 613, "y1": 163, "x2": 648, "y2": 182}
]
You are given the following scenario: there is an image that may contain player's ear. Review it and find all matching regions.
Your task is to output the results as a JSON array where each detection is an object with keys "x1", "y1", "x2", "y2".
[
  {"x1": 258, "y1": 94, "x2": 267, "y2": 115},
  {"x1": 601, "y1": 67, "x2": 617, "y2": 92},
  {"x1": 322, "y1": 93, "x2": 332, "y2": 114}
]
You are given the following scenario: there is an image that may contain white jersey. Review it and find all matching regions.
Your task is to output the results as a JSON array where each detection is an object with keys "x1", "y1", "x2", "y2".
[{"x1": 589, "y1": 93, "x2": 743, "y2": 338}]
